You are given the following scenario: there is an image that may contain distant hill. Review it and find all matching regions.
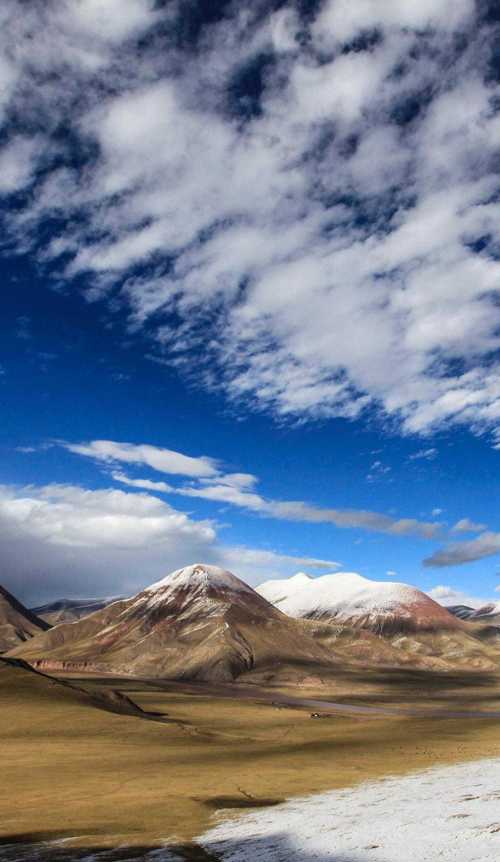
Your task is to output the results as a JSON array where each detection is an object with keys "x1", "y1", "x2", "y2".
[
  {"x1": 446, "y1": 605, "x2": 476, "y2": 620},
  {"x1": 0, "y1": 585, "x2": 51, "y2": 653},
  {"x1": 31, "y1": 597, "x2": 121, "y2": 626}
]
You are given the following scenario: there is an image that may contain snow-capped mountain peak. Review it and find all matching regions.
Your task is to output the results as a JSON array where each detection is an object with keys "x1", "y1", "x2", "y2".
[
  {"x1": 257, "y1": 571, "x2": 460, "y2": 633},
  {"x1": 145, "y1": 563, "x2": 253, "y2": 595}
]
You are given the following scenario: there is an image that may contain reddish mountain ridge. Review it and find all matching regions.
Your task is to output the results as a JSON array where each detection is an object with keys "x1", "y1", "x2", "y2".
[
  {"x1": 257, "y1": 572, "x2": 463, "y2": 635},
  {"x1": 10, "y1": 564, "x2": 336, "y2": 682},
  {"x1": 0, "y1": 585, "x2": 51, "y2": 652}
]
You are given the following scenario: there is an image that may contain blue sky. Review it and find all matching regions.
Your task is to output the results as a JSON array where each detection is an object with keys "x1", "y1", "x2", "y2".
[{"x1": 0, "y1": 0, "x2": 499, "y2": 605}]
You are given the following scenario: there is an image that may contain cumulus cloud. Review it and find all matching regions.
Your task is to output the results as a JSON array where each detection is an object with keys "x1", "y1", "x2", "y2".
[
  {"x1": 0, "y1": 2, "x2": 499, "y2": 443},
  {"x1": 0, "y1": 483, "x2": 215, "y2": 550},
  {"x1": 0, "y1": 481, "x2": 338, "y2": 604},
  {"x1": 424, "y1": 532, "x2": 500, "y2": 567},
  {"x1": 66, "y1": 438, "x2": 441, "y2": 538}
]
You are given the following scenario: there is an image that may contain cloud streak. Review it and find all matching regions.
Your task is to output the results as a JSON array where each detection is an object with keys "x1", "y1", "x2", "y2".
[
  {"x1": 61, "y1": 439, "x2": 218, "y2": 478},
  {"x1": 68, "y1": 436, "x2": 441, "y2": 538},
  {"x1": 59, "y1": 440, "x2": 441, "y2": 539},
  {"x1": 424, "y1": 532, "x2": 500, "y2": 567},
  {"x1": 451, "y1": 517, "x2": 487, "y2": 534}
]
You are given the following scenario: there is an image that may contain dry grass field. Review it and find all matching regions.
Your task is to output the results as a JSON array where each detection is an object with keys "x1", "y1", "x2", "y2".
[{"x1": 2, "y1": 658, "x2": 500, "y2": 859}]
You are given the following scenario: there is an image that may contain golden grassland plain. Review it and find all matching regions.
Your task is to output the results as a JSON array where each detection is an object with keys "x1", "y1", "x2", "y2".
[{"x1": 2, "y1": 660, "x2": 500, "y2": 857}]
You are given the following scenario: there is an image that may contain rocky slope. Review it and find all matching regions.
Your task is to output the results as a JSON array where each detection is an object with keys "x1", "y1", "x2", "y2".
[
  {"x1": 0, "y1": 585, "x2": 51, "y2": 652},
  {"x1": 9, "y1": 564, "x2": 337, "y2": 682}
]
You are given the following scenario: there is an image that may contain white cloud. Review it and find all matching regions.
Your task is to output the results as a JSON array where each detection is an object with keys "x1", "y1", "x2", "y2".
[
  {"x1": 216, "y1": 548, "x2": 341, "y2": 582},
  {"x1": 451, "y1": 517, "x2": 488, "y2": 534},
  {"x1": 0, "y1": 481, "x2": 338, "y2": 603},
  {"x1": 0, "y1": 483, "x2": 215, "y2": 549},
  {"x1": 110, "y1": 471, "x2": 173, "y2": 493},
  {"x1": 63, "y1": 0, "x2": 159, "y2": 44},
  {"x1": 409, "y1": 448, "x2": 438, "y2": 462},
  {"x1": 386, "y1": 570, "x2": 397, "y2": 577},
  {"x1": 1, "y1": 3, "x2": 499, "y2": 444},
  {"x1": 427, "y1": 585, "x2": 488, "y2": 610},
  {"x1": 61, "y1": 439, "x2": 218, "y2": 478},
  {"x1": 424, "y1": 533, "x2": 500, "y2": 567},
  {"x1": 0, "y1": 136, "x2": 42, "y2": 193},
  {"x1": 366, "y1": 459, "x2": 391, "y2": 482},
  {"x1": 60, "y1": 440, "x2": 442, "y2": 539},
  {"x1": 312, "y1": 0, "x2": 473, "y2": 46}
]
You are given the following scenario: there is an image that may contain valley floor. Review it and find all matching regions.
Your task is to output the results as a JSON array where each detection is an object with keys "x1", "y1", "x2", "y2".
[{"x1": 2, "y1": 660, "x2": 500, "y2": 859}]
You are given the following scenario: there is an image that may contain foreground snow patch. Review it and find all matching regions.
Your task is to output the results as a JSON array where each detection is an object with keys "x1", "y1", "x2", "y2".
[{"x1": 198, "y1": 758, "x2": 500, "y2": 861}]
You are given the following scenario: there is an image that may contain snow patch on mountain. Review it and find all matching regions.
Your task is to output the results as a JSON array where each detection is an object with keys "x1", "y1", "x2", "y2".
[
  {"x1": 256, "y1": 571, "x2": 313, "y2": 605},
  {"x1": 258, "y1": 572, "x2": 416, "y2": 616}
]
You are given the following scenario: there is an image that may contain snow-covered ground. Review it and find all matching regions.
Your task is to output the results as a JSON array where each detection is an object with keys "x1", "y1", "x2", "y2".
[{"x1": 197, "y1": 758, "x2": 500, "y2": 861}]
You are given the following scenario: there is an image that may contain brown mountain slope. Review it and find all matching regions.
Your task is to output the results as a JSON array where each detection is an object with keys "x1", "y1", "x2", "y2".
[
  {"x1": 9, "y1": 564, "x2": 339, "y2": 682},
  {"x1": 0, "y1": 585, "x2": 51, "y2": 653},
  {"x1": 31, "y1": 597, "x2": 119, "y2": 625}
]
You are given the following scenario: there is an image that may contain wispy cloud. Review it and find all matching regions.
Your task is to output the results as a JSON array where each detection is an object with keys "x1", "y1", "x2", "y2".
[
  {"x1": 408, "y1": 448, "x2": 438, "y2": 462},
  {"x1": 1, "y1": 2, "x2": 499, "y2": 442},
  {"x1": 61, "y1": 439, "x2": 219, "y2": 478},
  {"x1": 63, "y1": 436, "x2": 441, "y2": 538},
  {"x1": 451, "y1": 517, "x2": 487, "y2": 534},
  {"x1": 366, "y1": 459, "x2": 391, "y2": 482}
]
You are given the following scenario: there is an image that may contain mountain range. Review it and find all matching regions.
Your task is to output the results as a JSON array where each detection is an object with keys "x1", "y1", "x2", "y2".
[
  {"x1": 7, "y1": 564, "x2": 500, "y2": 680},
  {"x1": 31, "y1": 597, "x2": 120, "y2": 626},
  {"x1": 9, "y1": 564, "x2": 337, "y2": 682}
]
